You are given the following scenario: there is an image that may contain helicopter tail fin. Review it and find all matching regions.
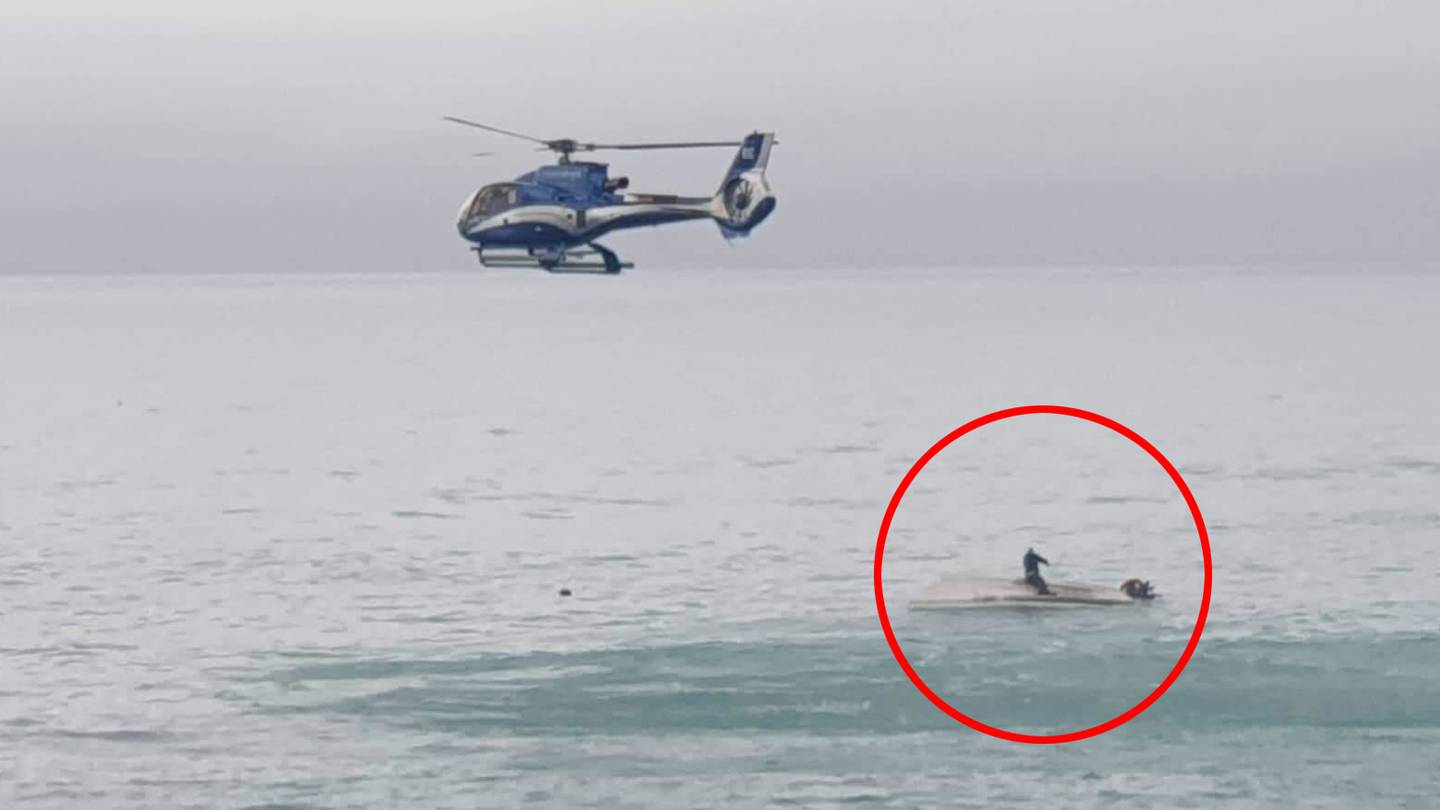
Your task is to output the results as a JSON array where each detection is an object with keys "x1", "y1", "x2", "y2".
[
  {"x1": 712, "y1": 132, "x2": 776, "y2": 240},
  {"x1": 718, "y1": 132, "x2": 774, "y2": 191}
]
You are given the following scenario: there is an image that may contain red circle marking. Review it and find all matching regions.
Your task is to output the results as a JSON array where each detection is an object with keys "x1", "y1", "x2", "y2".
[{"x1": 872, "y1": 405, "x2": 1212, "y2": 744}]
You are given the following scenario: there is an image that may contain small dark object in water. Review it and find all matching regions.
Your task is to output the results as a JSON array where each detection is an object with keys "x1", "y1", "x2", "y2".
[{"x1": 558, "y1": 588, "x2": 572, "y2": 597}]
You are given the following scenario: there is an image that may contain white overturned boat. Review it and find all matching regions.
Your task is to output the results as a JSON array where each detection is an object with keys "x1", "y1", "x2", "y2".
[{"x1": 910, "y1": 575, "x2": 1152, "y2": 610}]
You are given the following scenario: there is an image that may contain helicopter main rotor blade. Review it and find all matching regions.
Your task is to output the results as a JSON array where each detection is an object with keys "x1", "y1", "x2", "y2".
[
  {"x1": 586, "y1": 141, "x2": 742, "y2": 151},
  {"x1": 442, "y1": 116, "x2": 551, "y2": 146}
]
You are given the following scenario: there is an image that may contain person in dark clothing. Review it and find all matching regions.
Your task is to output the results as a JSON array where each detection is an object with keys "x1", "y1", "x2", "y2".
[
  {"x1": 1023, "y1": 547, "x2": 1052, "y2": 595},
  {"x1": 1120, "y1": 578, "x2": 1156, "y2": 600}
]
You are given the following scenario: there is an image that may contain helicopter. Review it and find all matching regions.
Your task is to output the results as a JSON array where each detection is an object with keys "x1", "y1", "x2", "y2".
[{"x1": 444, "y1": 117, "x2": 776, "y2": 274}]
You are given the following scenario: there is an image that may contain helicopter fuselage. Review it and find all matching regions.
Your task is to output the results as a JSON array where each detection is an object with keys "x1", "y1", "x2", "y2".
[{"x1": 457, "y1": 163, "x2": 712, "y2": 247}]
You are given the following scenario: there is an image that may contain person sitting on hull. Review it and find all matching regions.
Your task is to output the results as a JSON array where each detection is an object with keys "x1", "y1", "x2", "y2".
[
  {"x1": 1023, "y1": 547, "x2": 1052, "y2": 595},
  {"x1": 1121, "y1": 578, "x2": 1156, "y2": 600}
]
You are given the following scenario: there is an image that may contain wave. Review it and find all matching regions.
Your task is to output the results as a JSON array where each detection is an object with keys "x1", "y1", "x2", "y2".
[{"x1": 249, "y1": 631, "x2": 1440, "y2": 737}]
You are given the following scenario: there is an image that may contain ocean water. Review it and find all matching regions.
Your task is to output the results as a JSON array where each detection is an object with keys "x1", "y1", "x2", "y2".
[{"x1": 1, "y1": 266, "x2": 1438, "y2": 808}]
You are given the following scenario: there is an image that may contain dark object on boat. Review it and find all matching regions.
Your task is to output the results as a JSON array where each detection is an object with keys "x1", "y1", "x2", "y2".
[
  {"x1": 558, "y1": 588, "x2": 572, "y2": 597},
  {"x1": 1023, "y1": 548, "x2": 1052, "y2": 595},
  {"x1": 1120, "y1": 578, "x2": 1157, "y2": 600}
]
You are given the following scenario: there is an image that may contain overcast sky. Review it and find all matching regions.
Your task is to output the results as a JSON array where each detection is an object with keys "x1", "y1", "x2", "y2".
[{"x1": 3, "y1": 0, "x2": 1438, "y2": 273}]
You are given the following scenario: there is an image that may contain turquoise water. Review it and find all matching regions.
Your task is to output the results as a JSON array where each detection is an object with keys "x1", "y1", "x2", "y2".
[{"x1": 2, "y1": 268, "x2": 1438, "y2": 807}]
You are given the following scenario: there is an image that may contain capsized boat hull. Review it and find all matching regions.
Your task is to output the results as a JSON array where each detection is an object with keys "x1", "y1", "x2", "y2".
[{"x1": 909, "y1": 576, "x2": 1137, "y2": 610}]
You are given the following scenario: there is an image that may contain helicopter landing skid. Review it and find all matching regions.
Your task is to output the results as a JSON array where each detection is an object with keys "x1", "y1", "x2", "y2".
[{"x1": 474, "y1": 243, "x2": 632, "y2": 275}]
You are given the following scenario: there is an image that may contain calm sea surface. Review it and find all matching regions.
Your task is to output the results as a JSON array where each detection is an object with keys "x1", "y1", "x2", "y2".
[{"x1": 2, "y1": 267, "x2": 1438, "y2": 808}]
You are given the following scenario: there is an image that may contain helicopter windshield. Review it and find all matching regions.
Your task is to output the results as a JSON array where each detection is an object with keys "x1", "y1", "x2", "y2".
[{"x1": 463, "y1": 183, "x2": 520, "y2": 221}]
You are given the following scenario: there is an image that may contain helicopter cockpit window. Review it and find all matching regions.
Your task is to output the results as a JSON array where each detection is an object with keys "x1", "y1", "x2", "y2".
[{"x1": 466, "y1": 184, "x2": 519, "y2": 220}]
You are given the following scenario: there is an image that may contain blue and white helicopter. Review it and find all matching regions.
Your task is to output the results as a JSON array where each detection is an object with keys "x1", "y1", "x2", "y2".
[{"x1": 445, "y1": 117, "x2": 776, "y2": 274}]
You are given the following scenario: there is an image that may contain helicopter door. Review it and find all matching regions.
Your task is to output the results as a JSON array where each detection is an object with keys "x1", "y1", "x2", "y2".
[{"x1": 575, "y1": 209, "x2": 587, "y2": 229}]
